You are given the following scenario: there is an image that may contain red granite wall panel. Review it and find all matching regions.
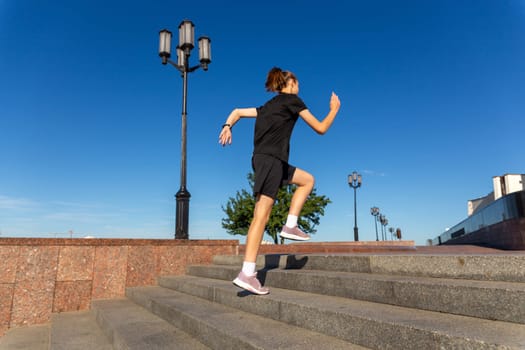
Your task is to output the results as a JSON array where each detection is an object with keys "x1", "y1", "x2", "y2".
[
  {"x1": 0, "y1": 246, "x2": 19, "y2": 284},
  {"x1": 158, "y1": 246, "x2": 187, "y2": 276},
  {"x1": 92, "y1": 245, "x2": 128, "y2": 299},
  {"x1": 0, "y1": 246, "x2": 18, "y2": 336},
  {"x1": 10, "y1": 246, "x2": 59, "y2": 327},
  {"x1": 56, "y1": 246, "x2": 95, "y2": 281},
  {"x1": 0, "y1": 284, "x2": 14, "y2": 337},
  {"x1": 53, "y1": 280, "x2": 92, "y2": 312},
  {"x1": 126, "y1": 245, "x2": 158, "y2": 287}
]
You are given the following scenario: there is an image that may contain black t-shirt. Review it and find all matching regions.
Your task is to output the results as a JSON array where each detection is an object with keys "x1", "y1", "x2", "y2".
[{"x1": 253, "y1": 93, "x2": 307, "y2": 162}]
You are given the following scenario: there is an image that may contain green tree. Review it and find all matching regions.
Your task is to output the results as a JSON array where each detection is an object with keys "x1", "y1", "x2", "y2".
[{"x1": 222, "y1": 172, "x2": 331, "y2": 244}]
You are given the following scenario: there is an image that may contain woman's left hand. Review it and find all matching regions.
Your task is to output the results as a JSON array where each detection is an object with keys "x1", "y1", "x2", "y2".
[{"x1": 219, "y1": 126, "x2": 232, "y2": 146}]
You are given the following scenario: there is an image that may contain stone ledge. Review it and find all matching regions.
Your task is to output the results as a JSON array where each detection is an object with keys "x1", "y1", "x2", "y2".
[
  {"x1": 0, "y1": 238, "x2": 239, "y2": 337},
  {"x1": 241, "y1": 240, "x2": 416, "y2": 254},
  {"x1": 0, "y1": 237, "x2": 238, "y2": 246}
]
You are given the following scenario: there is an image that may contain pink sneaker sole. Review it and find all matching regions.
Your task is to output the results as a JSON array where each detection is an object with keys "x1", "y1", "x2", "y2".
[
  {"x1": 232, "y1": 272, "x2": 269, "y2": 295},
  {"x1": 280, "y1": 225, "x2": 311, "y2": 241}
]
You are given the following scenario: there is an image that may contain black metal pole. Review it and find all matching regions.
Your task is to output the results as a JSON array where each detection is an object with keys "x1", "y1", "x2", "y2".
[
  {"x1": 353, "y1": 187, "x2": 359, "y2": 241},
  {"x1": 374, "y1": 216, "x2": 379, "y2": 241},
  {"x1": 175, "y1": 52, "x2": 191, "y2": 239}
]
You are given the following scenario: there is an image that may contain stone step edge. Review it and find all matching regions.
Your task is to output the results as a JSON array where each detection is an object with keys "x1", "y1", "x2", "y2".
[
  {"x1": 126, "y1": 286, "x2": 368, "y2": 350},
  {"x1": 0, "y1": 324, "x2": 50, "y2": 350},
  {"x1": 50, "y1": 311, "x2": 113, "y2": 350},
  {"x1": 212, "y1": 253, "x2": 525, "y2": 282},
  {"x1": 91, "y1": 298, "x2": 210, "y2": 350},
  {"x1": 185, "y1": 264, "x2": 525, "y2": 324},
  {"x1": 156, "y1": 275, "x2": 525, "y2": 350}
]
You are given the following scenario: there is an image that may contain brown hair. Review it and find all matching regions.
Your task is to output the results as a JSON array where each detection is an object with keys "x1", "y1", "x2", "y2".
[{"x1": 265, "y1": 67, "x2": 297, "y2": 92}]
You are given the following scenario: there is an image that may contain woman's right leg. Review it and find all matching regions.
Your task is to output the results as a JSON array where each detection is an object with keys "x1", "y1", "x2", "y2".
[
  {"x1": 279, "y1": 168, "x2": 314, "y2": 241},
  {"x1": 288, "y1": 168, "x2": 315, "y2": 216}
]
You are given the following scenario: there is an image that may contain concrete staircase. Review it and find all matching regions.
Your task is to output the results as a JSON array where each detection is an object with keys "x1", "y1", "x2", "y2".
[{"x1": 2, "y1": 252, "x2": 525, "y2": 349}]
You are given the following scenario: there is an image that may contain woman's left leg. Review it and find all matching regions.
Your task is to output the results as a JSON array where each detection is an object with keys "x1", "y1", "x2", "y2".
[{"x1": 232, "y1": 194, "x2": 274, "y2": 295}]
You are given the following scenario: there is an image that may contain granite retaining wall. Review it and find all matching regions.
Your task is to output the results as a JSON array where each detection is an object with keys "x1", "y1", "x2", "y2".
[{"x1": 0, "y1": 238, "x2": 238, "y2": 336}]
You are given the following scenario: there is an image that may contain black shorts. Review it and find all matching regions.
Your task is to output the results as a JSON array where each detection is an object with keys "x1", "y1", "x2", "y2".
[{"x1": 252, "y1": 154, "x2": 296, "y2": 199}]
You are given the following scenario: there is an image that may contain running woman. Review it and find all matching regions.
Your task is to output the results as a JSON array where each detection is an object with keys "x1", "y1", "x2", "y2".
[{"x1": 219, "y1": 67, "x2": 341, "y2": 295}]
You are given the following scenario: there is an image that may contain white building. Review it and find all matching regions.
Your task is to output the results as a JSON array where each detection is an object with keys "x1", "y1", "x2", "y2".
[{"x1": 468, "y1": 174, "x2": 525, "y2": 216}]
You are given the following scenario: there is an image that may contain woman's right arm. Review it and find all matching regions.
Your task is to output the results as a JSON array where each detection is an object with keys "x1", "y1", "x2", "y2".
[
  {"x1": 219, "y1": 107, "x2": 257, "y2": 146},
  {"x1": 299, "y1": 92, "x2": 341, "y2": 135}
]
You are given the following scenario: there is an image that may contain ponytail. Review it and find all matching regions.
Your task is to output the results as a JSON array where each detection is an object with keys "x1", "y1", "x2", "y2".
[{"x1": 265, "y1": 67, "x2": 297, "y2": 92}]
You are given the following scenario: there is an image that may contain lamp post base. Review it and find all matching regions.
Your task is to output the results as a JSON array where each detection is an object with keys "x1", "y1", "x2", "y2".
[
  {"x1": 175, "y1": 189, "x2": 191, "y2": 239},
  {"x1": 353, "y1": 227, "x2": 359, "y2": 242}
]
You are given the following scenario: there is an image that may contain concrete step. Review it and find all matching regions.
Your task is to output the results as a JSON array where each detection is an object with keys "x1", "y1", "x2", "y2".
[
  {"x1": 0, "y1": 324, "x2": 49, "y2": 350},
  {"x1": 212, "y1": 253, "x2": 525, "y2": 282},
  {"x1": 157, "y1": 274, "x2": 525, "y2": 350},
  {"x1": 0, "y1": 311, "x2": 113, "y2": 350},
  {"x1": 185, "y1": 264, "x2": 525, "y2": 324},
  {"x1": 50, "y1": 311, "x2": 113, "y2": 350},
  {"x1": 126, "y1": 285, "x2": 369, "y2": 350},
  {"x1": 91, "y1": 298, "x2": 210, "y2": 350}
]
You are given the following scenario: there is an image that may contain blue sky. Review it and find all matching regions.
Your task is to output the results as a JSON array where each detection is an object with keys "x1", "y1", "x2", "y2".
[{"x1": 1, "y1": 0, "x2": 524, "y2": 244}]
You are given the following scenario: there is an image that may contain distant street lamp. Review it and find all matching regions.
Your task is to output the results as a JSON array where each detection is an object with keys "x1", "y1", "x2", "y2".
[
  {"x1": 348, "y1": 171, "x2": 362, "y2": 241},
  {"x1": 389, "y1": 227, "x2": 395, "y2": 240},
  {"x1": 370, "y1": 207, "x2": 380, "y2": 241},
  {"x1": 396, "y1": 228, "x2": 402, "y2": 240},
  {"x1": 158, "y1": 20, "x2": 211, "y2": 239},
  {"x1": 380, "y1": 215, "x2": 388, "y2": 241},
  {"x1": 379, "y1": 214, "x2": 385, "y2": 240}
]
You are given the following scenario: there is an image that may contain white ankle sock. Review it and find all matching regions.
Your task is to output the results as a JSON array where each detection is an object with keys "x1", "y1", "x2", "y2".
[
  {"x1": 285, "y1": 215, "x2": 298, "y2": 228},
  {"x1": 241, "y1": 261, "x2": 256, "y2": 276}
]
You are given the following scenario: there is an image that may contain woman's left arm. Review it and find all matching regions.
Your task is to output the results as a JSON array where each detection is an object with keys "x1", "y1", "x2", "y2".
[{"x1": 219, "y1": 107, "x2": 257, "y2": 146}]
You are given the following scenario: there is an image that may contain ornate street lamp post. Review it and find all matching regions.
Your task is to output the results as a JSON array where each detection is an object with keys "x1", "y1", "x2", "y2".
[
  {"x1": 396, "y1": 228, "x2": 402, "y2": 240},
  {"x1": 158, "y1": 20, "x2": 211, "y2": 239},
  {"x1": 370, "y1": 207, "x2": 380, "y2": 241},
  {"x1": 380, "y1": 215, "x2": 388, "y2": 241},
  {"x1": 348, "y1": 171, "x2": 362, "y2": 241},
  {"x1": 389, "y1": 227, "x2": 395, "y2": 240}
]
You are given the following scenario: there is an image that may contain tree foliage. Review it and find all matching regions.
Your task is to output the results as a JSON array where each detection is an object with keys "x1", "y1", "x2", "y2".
[{"x1": 222, "y1": 172, "x2": 331, "y2": 244}]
